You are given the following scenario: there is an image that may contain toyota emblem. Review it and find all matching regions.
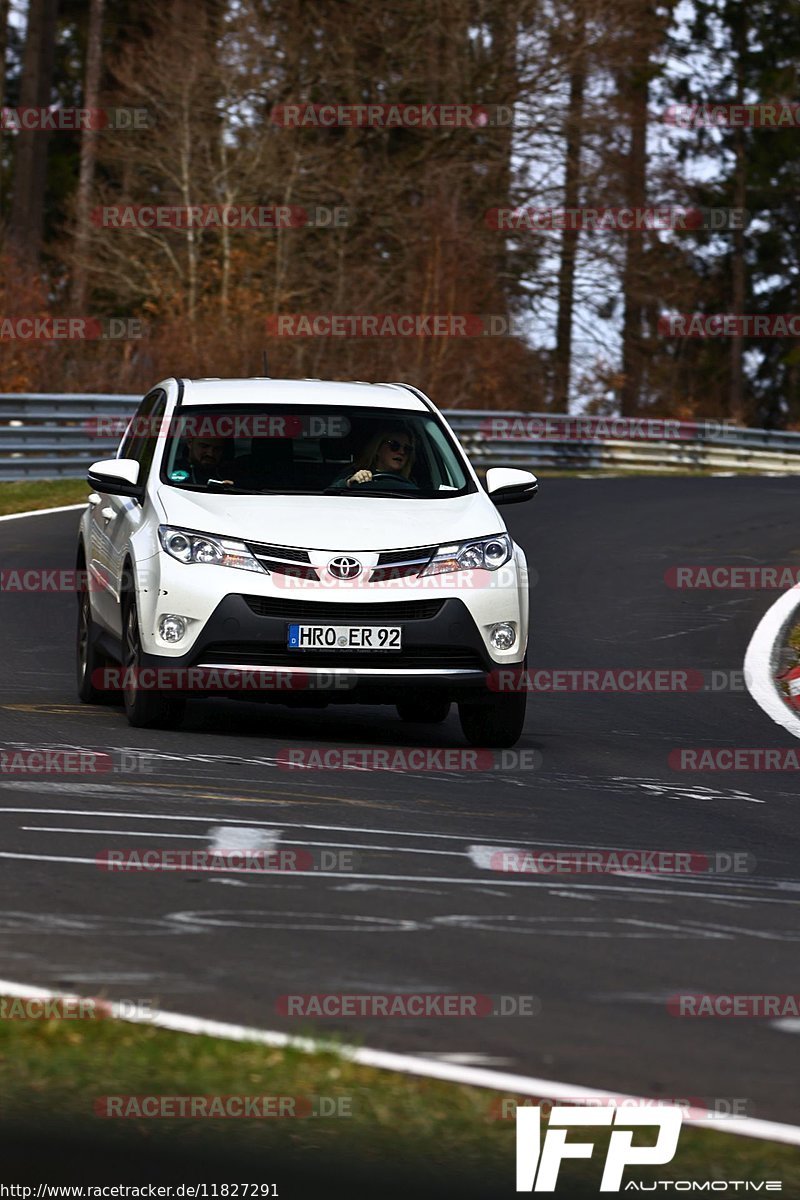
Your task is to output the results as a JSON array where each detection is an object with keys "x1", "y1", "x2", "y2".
[{"x1": 328, "y1": 555, "x2": 362, "y2": 580}]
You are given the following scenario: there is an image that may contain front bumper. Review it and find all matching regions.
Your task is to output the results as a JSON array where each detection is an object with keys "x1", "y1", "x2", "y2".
[{"x1": 136, "y1": 593, "x2": 523, "y2": 703}]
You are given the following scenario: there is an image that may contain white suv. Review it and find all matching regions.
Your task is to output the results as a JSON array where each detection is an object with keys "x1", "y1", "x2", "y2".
[{"x1": 77, "y1": 378, "x2": 537, "y2": 746}]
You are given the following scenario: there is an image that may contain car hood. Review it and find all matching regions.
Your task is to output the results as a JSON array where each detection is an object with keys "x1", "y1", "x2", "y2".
[{"x1": 155, "y1": 486, "x2": 503, "y2": 551}]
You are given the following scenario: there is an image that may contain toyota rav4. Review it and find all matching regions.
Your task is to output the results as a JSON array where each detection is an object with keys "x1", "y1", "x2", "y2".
[{"x1": 77, "y1": 378, "x2": 537, "y2": 746}]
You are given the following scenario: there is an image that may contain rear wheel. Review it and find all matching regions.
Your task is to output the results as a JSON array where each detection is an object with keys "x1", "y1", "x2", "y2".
[
  {"x1": 76, "y1": 577, "x2": 118, "y2": 705},
  {"x1": 396, "y1": 695, "x2": 451, "y2": 724},
  {"x1": 458, "y1": 691, "x2": 527, "y2": 748},
  {"x1": 122, "y1": 592, "x2": 185, "y2": 729}
]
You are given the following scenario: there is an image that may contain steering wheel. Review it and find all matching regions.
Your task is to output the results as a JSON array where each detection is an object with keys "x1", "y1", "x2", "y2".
[{"x1": 367, "y1": 472, "x2": 419, "y2": 489}]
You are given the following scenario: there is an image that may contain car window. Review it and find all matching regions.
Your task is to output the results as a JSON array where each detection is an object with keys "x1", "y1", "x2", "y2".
[
  {"x1": 119, "y1": 388, "x2": 166, "y2": 461},
  {"x1": 159, "y1": 405, "x2": 475, "y2": 498},
  {"x1": 119, "y1": 390, "x2": 167, "y2": 486}
]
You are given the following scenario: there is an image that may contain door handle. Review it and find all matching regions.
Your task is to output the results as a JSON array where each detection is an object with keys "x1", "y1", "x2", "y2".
[{"x1": 101, "y1": 507, "x2": 116, "y2": 521}]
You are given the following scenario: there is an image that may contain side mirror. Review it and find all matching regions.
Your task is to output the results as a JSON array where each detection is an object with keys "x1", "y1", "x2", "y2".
[
  {"x1": 485, "y1": 467, "x2": 538, "y2": 505},
  {"x1": 87, "y1": 458, "x2": 144, "y2": 501}
]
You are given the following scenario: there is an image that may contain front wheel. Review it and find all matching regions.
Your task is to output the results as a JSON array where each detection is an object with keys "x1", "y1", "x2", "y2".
[
  {"x1": 458, "y1": 691, "x2": 527, "y2": 748},
  {"x1": 122, "y1": 593, "x2": 185, "y2": 729}
]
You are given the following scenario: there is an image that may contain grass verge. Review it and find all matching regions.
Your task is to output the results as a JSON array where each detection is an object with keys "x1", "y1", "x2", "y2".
[
  {"x1": 0, "y1": 478, "x2": 88, "y2": 516},
  {"x1": 0, "y1": 1015, "x2": 797, "y2": 1195}
]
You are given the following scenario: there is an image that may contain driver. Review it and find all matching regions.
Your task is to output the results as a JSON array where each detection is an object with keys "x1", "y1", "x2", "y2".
[{"x1": 334, "y1": 428, "x2": 417, "y2": 488}]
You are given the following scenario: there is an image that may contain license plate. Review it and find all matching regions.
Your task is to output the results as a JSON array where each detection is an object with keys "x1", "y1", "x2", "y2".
[{"x1": 287, "y1": 624, "x2": 402, "y2": 650}]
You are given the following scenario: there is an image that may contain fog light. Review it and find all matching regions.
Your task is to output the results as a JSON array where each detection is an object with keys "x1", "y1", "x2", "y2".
[
  {"x1": 159, "y1": 614, "x2": 187, "y2": 643},
  {"x1": 490, "y1": 622, "x2": 516, "y2": 651}
]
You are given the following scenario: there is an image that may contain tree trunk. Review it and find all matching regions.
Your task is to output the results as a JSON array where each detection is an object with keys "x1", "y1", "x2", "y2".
[
  {"x1": 0, "y1": 0, "x2": 9, "y2": 110},
  {"x1": 553, "y1": 14, "x2": 585, "y2": 413},
  {"x1": 619, "y1": 67, "x2": 648, "y2": 414},
  {"x1": 9, "y1": 0, "x2": 59, "y2": 264},
  {"x1": 728, "y1": 39, "x2": 746, "y2": 424},
  {"x1": 72, "y1": 0, "x2": 105, "y2": 309},
  {"x1": 0, "y1": 0, "x2": 9, "y2": 212}
]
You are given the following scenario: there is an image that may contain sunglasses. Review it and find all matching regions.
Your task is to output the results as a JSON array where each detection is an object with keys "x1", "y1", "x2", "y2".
[{"x1": 384, "y1": 438, "x2": 413, "y2": 455}]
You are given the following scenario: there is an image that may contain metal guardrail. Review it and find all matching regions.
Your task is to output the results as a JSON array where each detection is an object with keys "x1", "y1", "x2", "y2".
[
  {"x1": 0, "y1": 394, "x2": 139, "y2": 479},
  {"x1": 446, "y1": 411, "x2": 800, "y2": 475},
  {"x1": 2, "y1": 394, "x2": 800, "y2": 479}
]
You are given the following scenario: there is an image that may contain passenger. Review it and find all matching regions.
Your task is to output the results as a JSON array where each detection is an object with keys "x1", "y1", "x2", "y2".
[{"x1": 177, "y1": 436, "x2": 234, "y2": 486}]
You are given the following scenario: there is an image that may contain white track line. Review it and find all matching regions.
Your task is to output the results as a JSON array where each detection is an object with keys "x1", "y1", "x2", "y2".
[
  {"x1": 21, "y1": 826, "x2": 467, "y2": 858},
  {"x1": 744, "y1": 585, "x2": 800, "y2": 739},
  {"x1": 774, "y1": 1019, "x2": 800, "y2": 1034},
  {"x1": 0, "y1": 502, "x2": 86, "y2": 523},
  {"x1": 0, "y1": 807, "x2": 514, "y2": 843},
  {"x1": 2, "y1": 808, "x2": 782, "y2": 862},
  {"x1": 3, "y1": 848, "x2": 800, "y2": 905},
  {"x1": 0, "y1": 977, "x2": 798, "y2": 1147}
]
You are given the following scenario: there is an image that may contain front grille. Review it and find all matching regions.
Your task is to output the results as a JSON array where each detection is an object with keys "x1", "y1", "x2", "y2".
[
  {"x1": 243, "y1": 596, "x2": 445, "y2": 621},
  {"x1": 377, "y1": 546, "x2": 435, "y2": 566},
  {"x1": 369, "y1": 564, "x2": 425, "y2": 582},
  {"x1": 371, "y1": 546, "x2": 435, "y2": 582},
  {"x1": 198, "y1": 643, "x2": 485, "y2": 670},
  {"x1": 246, "y1": 541, "x2": 318, "y2": 579},
  {"x1": 246, "y1": 541, "x2": 311, "y2": 564},
  {"x1": 261, "y1": 562, "x2": 320, "y2": 579}
]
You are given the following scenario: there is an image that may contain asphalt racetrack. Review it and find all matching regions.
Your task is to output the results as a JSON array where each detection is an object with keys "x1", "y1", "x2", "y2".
[{"x1": 1, "y1": 477, "x2": 799, "y2": 1126}]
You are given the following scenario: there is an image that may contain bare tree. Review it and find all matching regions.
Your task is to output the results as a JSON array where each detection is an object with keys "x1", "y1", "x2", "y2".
[
  {"x1": 71, "y1": 0, "x2": 104, "y2": 309},
  {"x1": 0, "y1": 0, "x2": 9, "y2": 111},
  {"x1": 8, "y1": 0, "x2": 59, "y2": 263},
  {"x1": 553, "y1": 5, "x2": 586, "y2": 411}
]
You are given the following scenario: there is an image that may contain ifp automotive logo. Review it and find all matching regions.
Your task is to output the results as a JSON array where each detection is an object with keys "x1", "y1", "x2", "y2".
[{"x1": 515, "y1": 1105, "x2": 682, "y2": 1191}]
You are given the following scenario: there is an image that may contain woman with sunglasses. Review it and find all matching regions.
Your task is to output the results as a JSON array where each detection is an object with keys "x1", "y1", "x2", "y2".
[{"x1": 334, "y1": 428, "x2": 418, "y2": 489}]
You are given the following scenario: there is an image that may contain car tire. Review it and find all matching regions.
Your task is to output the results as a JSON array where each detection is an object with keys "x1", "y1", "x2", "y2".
[
  {"x1": 122, "y1": 591, "x2": 185, "y2": 729},
  {"x1": 76, "y1": 580, "x2": 119, "y2": 705},
  {"x1": 396, "y1": 696, "x2": 451, "y2": 724},
  {"x1": 458, "y1": 691, "x2": 527, "y2": 748}
]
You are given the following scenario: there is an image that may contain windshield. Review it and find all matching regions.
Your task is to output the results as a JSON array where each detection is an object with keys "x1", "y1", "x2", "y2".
[{"x1": 157, "y1": 405, "x2": 474, "y2": 498}]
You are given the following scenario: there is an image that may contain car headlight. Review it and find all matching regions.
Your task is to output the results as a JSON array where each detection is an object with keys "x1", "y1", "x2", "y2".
[
  {"x1": 158, "y1": 526, "x2": 265, "y2": 573},
  {"x1": 420, "y1": 533, "x2": 513, "y2": 576}
]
